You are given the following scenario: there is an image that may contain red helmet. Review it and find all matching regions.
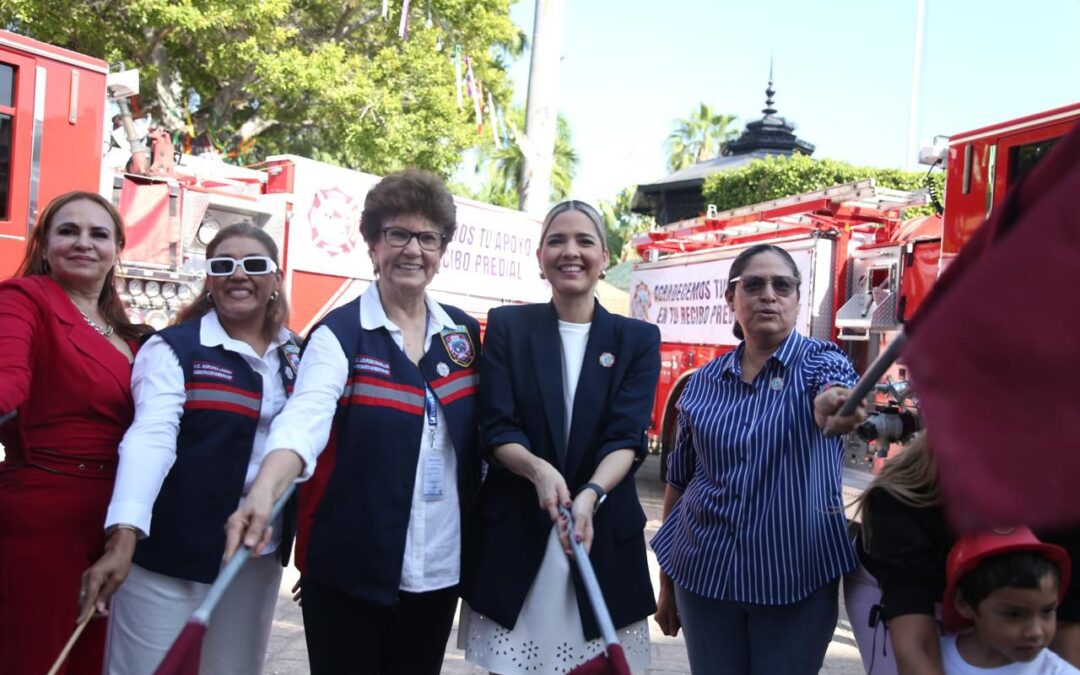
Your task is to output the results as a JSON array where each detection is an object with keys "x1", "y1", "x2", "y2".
[{"x1": 943, "y1": 525, "x2": 1071, "y2": 633}]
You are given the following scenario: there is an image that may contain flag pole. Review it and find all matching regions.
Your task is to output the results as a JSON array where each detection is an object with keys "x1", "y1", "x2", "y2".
[
  {"x1": 153, "y1": 484, "x2": 296, "y2": 675},
  {"x1": 191, "y1": 484, "x2": 295, "y2": 624},
  {"x1": 838, "y1": 330, "x2": 907, "y2": 417},
  {"x1": 46, "y1": 612, "x2": 94, "y2": 675}
]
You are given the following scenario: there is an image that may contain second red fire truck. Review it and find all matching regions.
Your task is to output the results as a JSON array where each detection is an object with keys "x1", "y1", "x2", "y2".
[{"x1": 630, "y1": 101, "x2": 1080, "y2": 491}]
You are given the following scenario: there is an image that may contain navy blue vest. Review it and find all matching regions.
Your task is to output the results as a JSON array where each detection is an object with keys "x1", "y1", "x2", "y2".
[
  {"x1": 297, "y1": 297, "x2": 481, "y2": 606},
  {"x1": 133, "y1": 319, "x2": 300, "y2": 583}
]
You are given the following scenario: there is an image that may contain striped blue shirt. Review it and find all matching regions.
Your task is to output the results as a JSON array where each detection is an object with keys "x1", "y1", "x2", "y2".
[{"x1": 651, "y1": 330, "x2": 858, "y2": 605}]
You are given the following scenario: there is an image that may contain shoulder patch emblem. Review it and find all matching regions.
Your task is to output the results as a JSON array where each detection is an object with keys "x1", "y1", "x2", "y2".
[{"x1": 441, "y1": 331, "x2": 475, "y2": 368}]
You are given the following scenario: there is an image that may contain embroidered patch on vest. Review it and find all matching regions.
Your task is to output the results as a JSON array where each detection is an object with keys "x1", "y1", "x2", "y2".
[
  {"x1": 282, "y1": 344, "x2": 301, "y2": 379},
  {"x1": 192, "y1": 361, "x2": 236, "y2": 381},
  {"x1": 354, "y1": 355, "x2": 392, "y2": 377},
  {"x1": 441, "y1": 330, "x2": 475, "y2": 367}
]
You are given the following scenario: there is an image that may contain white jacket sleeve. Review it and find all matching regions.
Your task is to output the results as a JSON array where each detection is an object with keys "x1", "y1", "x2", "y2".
[{"x1": 105, "y1": 335, "x2": 185, "y2": 536}]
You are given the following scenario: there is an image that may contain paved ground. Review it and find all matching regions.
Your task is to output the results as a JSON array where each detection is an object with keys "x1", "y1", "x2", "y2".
[{"x1": 264, "y1": 454, "x2": 867, "y2": 674}]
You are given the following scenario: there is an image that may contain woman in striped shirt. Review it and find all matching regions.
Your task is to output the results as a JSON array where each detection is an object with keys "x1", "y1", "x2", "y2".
[{"x1": 650, "y1": 243, "x2": 865, "y2": 674}]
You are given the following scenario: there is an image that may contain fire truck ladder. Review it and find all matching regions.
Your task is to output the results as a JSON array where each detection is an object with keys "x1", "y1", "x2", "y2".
[{"x1": 635, "y1": 179, "x2": 929, "y2": 258}]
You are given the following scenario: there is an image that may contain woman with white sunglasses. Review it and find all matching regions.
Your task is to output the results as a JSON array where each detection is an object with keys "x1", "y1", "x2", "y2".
[{"x1": 81, "y1": 223, "x2": 300, "y2": 675}]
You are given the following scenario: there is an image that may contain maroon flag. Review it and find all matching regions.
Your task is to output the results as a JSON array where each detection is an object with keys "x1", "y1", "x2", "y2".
[
  {"x1": 152, "y1": 623, "x2": 205, "y2": 675},
  {"x1": 903, "y1": 120, "x2": 1080, "y2": 531},
  {"x1": 152, "y1": 486, "x2": 295, "y2": 674},
  {"x1": 568, "y1": 643, "x2": 632, "y2": 675}
]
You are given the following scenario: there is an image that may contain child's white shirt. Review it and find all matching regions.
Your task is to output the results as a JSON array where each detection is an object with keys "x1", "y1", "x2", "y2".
[{"x1": 942, "y1": 635, "x2": 1080, "y2": 674}]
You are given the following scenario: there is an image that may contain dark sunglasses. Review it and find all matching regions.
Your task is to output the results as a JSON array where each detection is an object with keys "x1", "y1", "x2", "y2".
[
  {"x1": 382, "y1": 226, "x2": 447, "y2": 251},
  {"x1": 206, "y1": 256, "x2": 278, "y2": 276},
  {"x1": 730, "y1": 274, "x2": 799, "y2": 297}
]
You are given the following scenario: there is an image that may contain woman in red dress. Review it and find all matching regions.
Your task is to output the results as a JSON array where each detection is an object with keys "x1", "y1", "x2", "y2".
[{"x1": 0, "y1": 191, "x2": 150, "y2": 675}]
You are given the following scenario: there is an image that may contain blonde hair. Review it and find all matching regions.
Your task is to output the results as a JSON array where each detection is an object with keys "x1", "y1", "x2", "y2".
[{"x1": 854, "y1": 433, "x2": 940, "y2": 549}]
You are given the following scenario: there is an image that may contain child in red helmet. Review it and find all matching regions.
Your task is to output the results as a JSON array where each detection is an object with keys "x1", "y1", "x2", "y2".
[{"x1": 942, "y1": 526, "x2": 1079, "y2": 674}]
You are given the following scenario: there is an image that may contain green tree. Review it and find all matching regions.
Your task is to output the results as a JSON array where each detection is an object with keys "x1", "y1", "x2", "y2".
[
  {"x1": 702, "y1": 154, "x2": 944, "y2": 217},
  {"x1": 471, "y1": 106, "x2": 579, "y2": 208},
  {"x1": 0, "y1": 0, "x2": 520, "y2": 176},
  {"x1": 599, "y1": 186, "x2": 653, "y2": 264},
  {"x1": 665, "y1": 104, "x2": 739, "y2": 173}
]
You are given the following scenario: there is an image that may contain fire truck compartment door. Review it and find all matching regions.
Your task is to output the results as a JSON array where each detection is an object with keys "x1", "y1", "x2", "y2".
[{"x1": 835, "y1": 290, "x2": 899, "y2": 341}]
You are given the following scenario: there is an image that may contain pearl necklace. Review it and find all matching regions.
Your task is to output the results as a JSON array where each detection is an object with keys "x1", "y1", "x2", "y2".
[{"x1": 78, "y1": 308, "x2": 115, "y2": 338}]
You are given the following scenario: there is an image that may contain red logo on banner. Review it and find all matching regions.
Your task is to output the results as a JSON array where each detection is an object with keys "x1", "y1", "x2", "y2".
[{"x1": 309, "y1": 187, "x2": 361, "y2": 257}]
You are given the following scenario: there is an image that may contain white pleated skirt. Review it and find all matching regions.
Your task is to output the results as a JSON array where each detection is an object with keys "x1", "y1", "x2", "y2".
[{"x1": 460, "y1": 526, "x2": 651, "y2": 674}]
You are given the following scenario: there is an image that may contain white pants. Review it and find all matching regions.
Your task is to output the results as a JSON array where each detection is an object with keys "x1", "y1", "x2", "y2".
[{"x1": 104, "y1": 555, "x2": 282, "y2": 675}]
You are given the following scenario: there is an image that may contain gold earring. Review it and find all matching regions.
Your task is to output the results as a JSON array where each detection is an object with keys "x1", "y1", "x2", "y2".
[
  {"x1": 599, "y1": 270, "x2": 607, "y2": 280},
  {"x1": 539, "y1": 271, "x2": 546, "y2": 280}
]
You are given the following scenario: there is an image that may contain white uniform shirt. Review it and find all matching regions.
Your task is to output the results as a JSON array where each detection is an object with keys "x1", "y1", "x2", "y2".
[
  {"x1": 941, "y1": 634, "x2": 1080, "y2": 674},
  {"x1": 264, "y1": 283, "x2": 462, "y2": 592},
  {"x1": 106, "y1": 311, "x2": 290, "y2": 555}
]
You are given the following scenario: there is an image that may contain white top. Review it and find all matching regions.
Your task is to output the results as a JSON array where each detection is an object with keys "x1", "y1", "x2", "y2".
[
  {"x1": 106, "y1": 311, "x2": 290, "y2": 555},
  {"x1": 557, "y1": 320, "x2": 591, "y2": 444},
  {"x1": 264, "y1": 282, "x2": 462, "y2": 592},
  {"x1": 941, "y1": 635, "x2": 1080, "y2": 675}
]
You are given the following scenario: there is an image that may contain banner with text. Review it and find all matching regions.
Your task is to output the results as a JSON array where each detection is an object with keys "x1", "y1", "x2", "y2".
[
  {"x1": 629, "y1": 250, "x2": 813, "y2": 346},
  {"x1": 280, "y1": 155, "x2": 548, "y2": 304}
]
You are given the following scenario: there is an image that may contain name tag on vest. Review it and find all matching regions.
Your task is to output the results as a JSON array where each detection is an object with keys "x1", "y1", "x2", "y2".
[{"x1": 422, "y1": 454, "x2": 445, "y2": 500}]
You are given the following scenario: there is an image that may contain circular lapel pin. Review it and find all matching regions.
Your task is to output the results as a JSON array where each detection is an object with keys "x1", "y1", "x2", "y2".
[
  {"x1": 436, "y1": 362, "x2": 450, "y2": 377},
  {"x1": 599, "y1": 352, "x2": 615, "y2": 368},
  {"x1": 769, "y1": 377, "x2": 784, "y2": 391}
]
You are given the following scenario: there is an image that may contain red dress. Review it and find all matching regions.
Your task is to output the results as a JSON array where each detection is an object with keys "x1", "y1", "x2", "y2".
[{"x1": 0, "y1": 275, "x2": 136, "y2": 675}]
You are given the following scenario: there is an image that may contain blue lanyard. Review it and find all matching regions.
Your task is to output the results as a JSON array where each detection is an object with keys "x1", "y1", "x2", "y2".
[{"x1": 424, "y1": 386, "x2": 438, "y2": 429}]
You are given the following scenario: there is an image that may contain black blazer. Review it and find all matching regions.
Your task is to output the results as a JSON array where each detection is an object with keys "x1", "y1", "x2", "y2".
[{"x1": 463, "y1": 301, "x2": 660, "y2": 640}]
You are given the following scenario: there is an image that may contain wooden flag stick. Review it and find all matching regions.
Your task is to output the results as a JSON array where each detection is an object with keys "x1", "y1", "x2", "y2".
[{"x1": 46, "y1": 612, "x2": 94, "y2": 675}]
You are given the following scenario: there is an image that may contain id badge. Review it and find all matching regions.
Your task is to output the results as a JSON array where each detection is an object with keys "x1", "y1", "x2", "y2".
[{"x1": 422, "y1": 454, "x2": 445, "y2": 500}]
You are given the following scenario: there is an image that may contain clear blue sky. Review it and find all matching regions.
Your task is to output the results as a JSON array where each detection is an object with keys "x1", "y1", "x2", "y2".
[{"x1": 506, "y1": 0, "x2": 1080, "y2": 206}]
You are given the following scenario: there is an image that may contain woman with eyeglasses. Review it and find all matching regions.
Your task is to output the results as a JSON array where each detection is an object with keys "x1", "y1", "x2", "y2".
[
  {"x1": 79, "y1": 222, "x2": 300, "y2": 674},
  {"x1": 226, "y1": 169, "x2": 482, "y2": 675},
  {"x1": 649, "y1": 243, "x2": 867, "y2": 674},
  {"x1": 459, "y1": 200, "x2": 660, "y2": 673}
]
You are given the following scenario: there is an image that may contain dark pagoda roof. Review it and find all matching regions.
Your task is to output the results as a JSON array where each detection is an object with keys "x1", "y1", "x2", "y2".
[
  {"x1": 722, "y1": 77, "x2": 815, "y2": 157},
  {"x1": 632, "y1": 72, "x2": 815, "y2": 223}
]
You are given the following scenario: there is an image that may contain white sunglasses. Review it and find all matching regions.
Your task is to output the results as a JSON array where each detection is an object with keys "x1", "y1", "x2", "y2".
[{"x1": 206, "y1": 256, "x2": 278, "y2": 276}]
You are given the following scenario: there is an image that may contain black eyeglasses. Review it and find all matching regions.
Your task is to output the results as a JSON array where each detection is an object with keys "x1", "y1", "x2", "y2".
[
  {"x1": 382, "y1": 227, "x2": 447, "y2": 252},
  {"x1": 730, "y1": 274, "x2": 799, "y2": 297},
  {"x1": 206, "y1": 256, "x2": 278, "y2": 276}
]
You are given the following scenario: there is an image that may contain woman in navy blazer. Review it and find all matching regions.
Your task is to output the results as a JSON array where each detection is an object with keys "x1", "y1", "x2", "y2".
[{"x1": 461, "y1": 201, "x2": 661, "y2": 673}]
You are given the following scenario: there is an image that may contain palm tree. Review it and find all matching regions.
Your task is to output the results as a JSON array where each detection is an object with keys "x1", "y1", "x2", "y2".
[
  {"x1": 474, "y1": 106, "x2": 579, "y2": 209},
  {"x1": 665, "y1": 104, "x2": 739, "y2": 172}
]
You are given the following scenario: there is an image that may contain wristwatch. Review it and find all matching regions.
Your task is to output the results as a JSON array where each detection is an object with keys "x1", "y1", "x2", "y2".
[{"x1": 577, "y1": 482, "x2": 607, "y2": 512}]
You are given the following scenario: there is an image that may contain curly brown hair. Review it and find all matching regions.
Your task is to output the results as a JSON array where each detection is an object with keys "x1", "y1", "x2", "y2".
[
  {"x1": 359, "y1": 169, "x2": 457, "y2": 247},
  {"x1": 16, "y1": 191, "x2": 151, "y2": 341}
]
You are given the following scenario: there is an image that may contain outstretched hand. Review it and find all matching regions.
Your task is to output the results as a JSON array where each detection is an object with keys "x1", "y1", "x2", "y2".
[
  {"x1": 531, "y1": 459, "x2": 572, "y2": 525},
  {"x1": 814, "y1": 386, "x2": 866, "y2": 436},
  {"x1": 559, "y1": 491, "x2": 597, "y2": 557},
  {"x1": 224, "y1": 486, "x2": 275, "y2": 562},
  {"x1": 78, "y1": 529, "x2": 137, "y2": 622}
]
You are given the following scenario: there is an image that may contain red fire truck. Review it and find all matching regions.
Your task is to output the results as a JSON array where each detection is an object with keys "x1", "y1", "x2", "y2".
[
  {"x1": 631, "y1": 101, "x2": 1080, "y2": 487},
  {"x1": 0, "y1": 30, "x2": 546, "y2": 330}
]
